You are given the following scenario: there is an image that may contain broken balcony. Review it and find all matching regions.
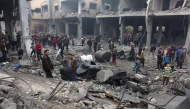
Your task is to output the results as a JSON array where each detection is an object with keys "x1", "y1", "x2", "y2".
[
  {"x1": 120, "y1": 0, "x2": 147, "y2": 17},
  {"x1": 60, "y1": 0, "x2": 80, "y2": 18},
  {"x1": 152, "y1": 0, "x2": 190, "y2": 16},
  {"x1": 97, "y1": 0, "x2": 119, "y2": 18}
]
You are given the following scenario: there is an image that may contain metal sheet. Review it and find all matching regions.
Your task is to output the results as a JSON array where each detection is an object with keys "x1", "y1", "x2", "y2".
[
  {"x1": 147, "y1": 93, "x2": 175, "y2": 106},
  {"x1": 164, "y1": 96, "x2": 189, "y2": 109}
]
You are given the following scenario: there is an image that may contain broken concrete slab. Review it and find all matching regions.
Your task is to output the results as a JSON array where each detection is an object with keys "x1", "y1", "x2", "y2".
[
  {"x1": 134, "y1": 74, "x2": 148, "y2": 82},
  {"x1": 96, "y1": 70, "x2": 114, "y2": 82},
  {"x1": 0, "y1": 85, "x2": 13, "y2": 92},
  {"x1": 0, "y1": 72, "x2": 14, "y2": 82},
  {"x1": 19, "y1": 59, "x2": 31, "y2": 68},
  {"x1": 126, "y1": 81, "x2": 148, "y2": 93}
]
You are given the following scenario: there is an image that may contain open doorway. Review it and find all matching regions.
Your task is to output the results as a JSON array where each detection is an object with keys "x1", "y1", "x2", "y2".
[{"x1": 162, "y1": 0, "x2": 170, "y2": 11}]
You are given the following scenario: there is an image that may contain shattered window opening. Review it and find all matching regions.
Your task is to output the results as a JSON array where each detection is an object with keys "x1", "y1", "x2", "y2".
[
  {"x1": 89, "y1": 3, "x2": 97, "y2": 10},
  {"x1": 105, "y1": 3, "x2": 110, "y2": 10},
  {"x1": 42, "y1": 5, "x2": 48, "y2": 13},
  {"x1": 54, "y1": 5, "x2": 58, "y2": 11}
]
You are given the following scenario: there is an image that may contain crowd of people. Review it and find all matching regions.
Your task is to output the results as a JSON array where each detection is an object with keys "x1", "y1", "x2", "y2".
[
  {"x1": 0, "y1": 32, "x2": 22, "y2": 64},
  {"x1": 0, "y1": 31, "x2": 188, "y2": 87}
]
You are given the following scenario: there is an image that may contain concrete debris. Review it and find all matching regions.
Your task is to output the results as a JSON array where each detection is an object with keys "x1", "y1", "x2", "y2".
[
  {"x1": 96, "y1": 70, "x2": 114, "y2": 82},
  {"x1": 0, "y1": 37, "x2": 189, "y2": 109}
]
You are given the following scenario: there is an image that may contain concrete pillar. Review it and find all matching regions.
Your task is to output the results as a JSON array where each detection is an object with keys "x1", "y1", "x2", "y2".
[
  {"x1": 113, "y1": 26, "x2": 117, "y2": 38},
  {"x1": 19, "y1": 0, "x2": 31, "y2": 56},
  {"x1": 78, "y1": 16, "x2": 82, "y2": 38},
  {"x1": 133, "y1": 21, "x2": 138, "y2": 42},
  {"x1": 120, "y1": 18, "x2": 125, "y2": 44},
  {"x1": 99, "y1": 20, "x2": 105, "y2": 38},
  {"x1": 19, "y1": 0, "x2": 29, "y2": 37},
  {"x1": 78, "y1": 0, "x2": 82, "y2": 14},
  {"x1": 157, "y1": 20, "x2": 163, "y2": 44},
  {"x1": 65, "y1": 23, "x2": 69, "y2": 35},
  {"x1": 185, "y1": 15, "x2": 190, "y2": 53},
  {"x1": 94, "y1": 23, "x2": 99, "y2": 36},
  {"x1": 146, "y1": 17, "x2": 153, "y2": 47}
]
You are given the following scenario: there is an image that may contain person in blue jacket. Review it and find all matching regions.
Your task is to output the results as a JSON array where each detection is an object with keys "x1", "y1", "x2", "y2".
[
  {"x1": 176, "y1": 46, "x2": 182, "y2": 66},
  {"x1": 164, "y1": 54, "x2": 170, "y2": 67}
]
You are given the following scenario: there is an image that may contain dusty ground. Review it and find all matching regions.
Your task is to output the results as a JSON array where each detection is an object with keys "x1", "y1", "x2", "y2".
[{"x1": 0, "y1": 39, "x2": 190, "y2": 109}]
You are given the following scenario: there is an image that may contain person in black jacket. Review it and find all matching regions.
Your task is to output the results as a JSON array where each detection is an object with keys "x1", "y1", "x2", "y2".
[
  {"x1": 93, "y1": 39, "x2": 98, "y2": 53},
  {"x1": 150, "y1": 44, "x2": 156, "y2": 59},
  {"x1": 87, "y1": 38, "x2": 92, "y2": 53},
  {"x1": 130, "y1": 42, "x2": 135, "y2": 58},
  {"x1": 42, "y1": 49, "x2": 54, "y2": 78},
  {"x1": 112, "y1": 47, "x2": 117, "y2": 64},
  {"x1": 0, "y1": 38, "x2": 7, "y2": 63},
  {"x1": 109, "y1": 41, "x2": 114, "y2": 54},
  {"x1": 60, "y1": 60, "x2": 73, "y2": 81},
  {"x1": 63, "y1": 36, "x2": 69, "y2": 51},
  {"x1": 157, "y1": 50, "x2": 163, "y2": 70}
]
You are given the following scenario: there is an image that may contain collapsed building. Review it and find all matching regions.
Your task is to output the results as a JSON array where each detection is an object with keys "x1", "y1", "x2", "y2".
[
  {"x1": 39, "y1": 0, "x2": 100, "y2": 38},
  {"x1": 1, "y1": 0, "x2": 190, "y2": 50},
  {"x1": 96, "y1": 0, "x2": 190, "y2": 51}
]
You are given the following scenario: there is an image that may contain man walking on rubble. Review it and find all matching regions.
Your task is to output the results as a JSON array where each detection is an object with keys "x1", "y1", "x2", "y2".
[
  {"x1": 177, "y1": 49, "x2": 186, "y2": 70},
  {"x1": 150, "y1": 44, "x2": 156, "y2": 59},
  {"x1": 36, "y1": 41, "x2": 42, "y2": 61},
  {"x1": 0, "y1": 38, "x2": 7, "y2": 64},
  {"x1": 63, "y1": 36, "x2": 69, "y2": 51},
  {"x1": 42, "y1": 49, "x2": 54, "y2": 78},
  {"x1": 68, "y1": 53, "x2": 77, "y2": 81},
  {"x1": 93, "y1": 39, "x2": 98, "y2": 53},
  {"x1": 140, "y1": 48, "x2": 145, "y2": 67},
  {"x1": 87, "y1": 38, "x2": 92, "y2": 53}
]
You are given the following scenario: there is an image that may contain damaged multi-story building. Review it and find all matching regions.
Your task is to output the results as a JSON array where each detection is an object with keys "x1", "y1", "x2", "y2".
[
  {"x1": 39, "y1": 0, "x2": 100, "y2": 38},
  {"x1": 96, "y1": 0, "x2": 190, "y2": 51},
  {"x1": 29, "y1": 0, "x2": 47, "y2": 34}
]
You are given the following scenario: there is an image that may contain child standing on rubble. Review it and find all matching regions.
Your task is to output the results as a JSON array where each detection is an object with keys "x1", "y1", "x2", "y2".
[
  {"x1": 135, "y1": 57, "x2": 142, "y2": 73},
  {"x1": 112, "y1": 46, "x2": 117, "y2": 64},
  {"x1": 163, "y1": 63, "x2": 172, "y2": 87}
]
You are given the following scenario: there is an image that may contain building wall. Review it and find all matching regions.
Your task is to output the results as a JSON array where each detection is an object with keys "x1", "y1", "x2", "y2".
[
  {"x1": 30, "y1": 19, "x2": 48, "y2": 34},
  {"x1": 121, "y1": 0, "x2": 143, "y2": 11},
  {"x1": 101, "y1": 0, "x2": 119, "y2": 12},
  {"x1": 84, "y1": 0, "x2": 100, "y2": 17},
  {"x1": 41, "y1": 1, "x2": 53, "y2": 19},
  {"x1": 30, "y1": 0, "x2": 44, "y2": 19},
  {"x1": 169, "y1": 0, "x2": 190, "y2": 9},
  {"x1": 152, "y1": 0, "x2": 163, "y2": 11},
  {"x1": 61, "y1": 1, "x2": 78, "y2": 13},
  {"x1": 52, "y1": 0, "x2": 60, "y2": 19}
]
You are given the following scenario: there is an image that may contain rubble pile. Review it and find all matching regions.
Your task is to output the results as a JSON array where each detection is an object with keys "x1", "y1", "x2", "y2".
[
  {"x1": 153, "y1": 7, "x2": 190, "y2": 13},
  {"x1": 1, "y1": 38, "x2": 190, "y2": 108},
  {"x1": 0, "y1": 74, "x2": 38, "y2": 109},
  {"x1": 121, "y1": 10, "x2": 146, "y2": 14},
  {"x1": 97, "y1": 11, "x2": 118, "y2": 16}
]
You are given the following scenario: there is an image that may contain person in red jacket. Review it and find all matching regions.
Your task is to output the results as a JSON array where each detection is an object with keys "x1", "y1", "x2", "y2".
[
  {"x1": 52, "y1": 37, "x2": 57, "y2": 50},
  {"x1": 36, "y1": 41, "x2": 42, "y2": 61}
]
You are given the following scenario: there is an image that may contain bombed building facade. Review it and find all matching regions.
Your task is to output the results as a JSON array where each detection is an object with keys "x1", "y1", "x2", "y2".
[
  {"x1": 97, "y1": 0, "x2": 190, "y2": 49},
  {"x1": 21, "y1": 0, "x2": 190, "y2": 51},
  {"x1": 38, "y1": 0, "x2": 100, "y2": 38}
]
